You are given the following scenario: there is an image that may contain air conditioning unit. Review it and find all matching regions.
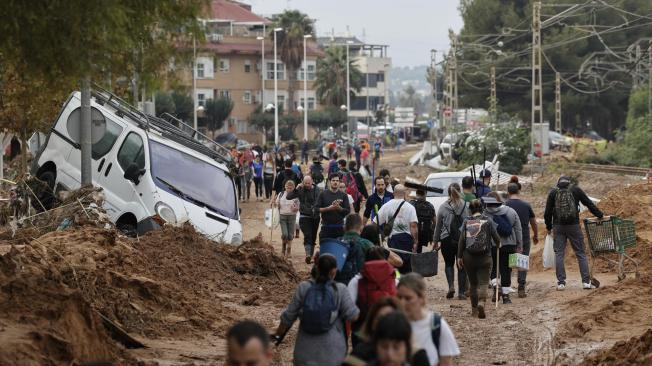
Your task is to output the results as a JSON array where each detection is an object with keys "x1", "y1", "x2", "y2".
[{"x1": 209, "y1": 34, "x2": 224, "y2": 43}]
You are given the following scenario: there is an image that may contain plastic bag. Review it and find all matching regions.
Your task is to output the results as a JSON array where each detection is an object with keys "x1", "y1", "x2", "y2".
[
  {"x1": 264, "y1": 208, "x2": 280, "y2": 229},
  {"x1": 543, "y1": 235, "x2": 555, "y2": 269}
]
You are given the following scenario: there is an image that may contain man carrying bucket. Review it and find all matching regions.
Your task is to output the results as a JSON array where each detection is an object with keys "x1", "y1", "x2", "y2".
[{"x1": 377, "y1": 184, "x2": 419, "y2": 274}]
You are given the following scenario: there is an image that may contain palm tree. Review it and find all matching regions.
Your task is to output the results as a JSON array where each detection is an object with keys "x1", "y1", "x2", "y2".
[
  {"x1": 314, "y1": 46, "x2": 363, "y2": 108},
  {"x1": 271, "y1": 10, "x2": 314, "y2": 114}
]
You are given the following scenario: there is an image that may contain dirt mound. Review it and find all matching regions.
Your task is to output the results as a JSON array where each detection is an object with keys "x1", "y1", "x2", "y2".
[
  {"x1": 0, "y1": 222, "x2": 299, "y2": 364},
  {"x1": 594, "y1": 184, "x2": 652, "y2": 231},
  {"x1": 578, "y1": 329, "x2": 652, "y2": 366}
]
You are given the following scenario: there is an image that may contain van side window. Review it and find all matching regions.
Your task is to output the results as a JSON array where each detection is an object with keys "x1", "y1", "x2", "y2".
[
  {"x1": 117, "y1": 133, "x2": 145, "y2": 171},
  {"x1": 92, "y1": 119, "x2": 123, "y2": 159}
]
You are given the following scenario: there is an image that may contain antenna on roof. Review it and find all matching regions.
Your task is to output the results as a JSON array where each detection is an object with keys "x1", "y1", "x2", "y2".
[{"x1": 362, "y1": 28, "x2": 366, "y2": 42}]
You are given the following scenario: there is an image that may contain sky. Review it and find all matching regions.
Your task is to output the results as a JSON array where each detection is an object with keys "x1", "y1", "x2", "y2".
[{"x1": 244, "y1": 0, "x2": 464, "y2": 68}]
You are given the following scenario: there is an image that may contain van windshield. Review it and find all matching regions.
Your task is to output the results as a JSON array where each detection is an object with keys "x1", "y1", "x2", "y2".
[
  {"x1": 149, "y1": 140, "x2": 237, "y2": 219},
  {"x1": 425, "y1": 177, "x2": 463, "y2": 197}
]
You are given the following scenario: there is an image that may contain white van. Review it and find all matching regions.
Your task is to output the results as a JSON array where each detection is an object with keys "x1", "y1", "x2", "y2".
[{"x1": 32, "y1": 88, "x2": 242, "y2": 245}]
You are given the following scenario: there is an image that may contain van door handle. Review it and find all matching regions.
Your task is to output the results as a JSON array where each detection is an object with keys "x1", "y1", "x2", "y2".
[
  {"x1": 104, "y1": 162, "x2": 112, "y2": 177},
  {"x1": 97, "y1": 158, "x2": 105, "y2": 172}
]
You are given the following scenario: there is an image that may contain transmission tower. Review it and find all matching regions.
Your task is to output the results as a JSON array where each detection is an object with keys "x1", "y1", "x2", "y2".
[
  {"x1": 555, "y1": 72, "x2": 561, "y2": 133},
  {"x1": 449, "y1": 30, "x2": 458, "y2": 129},
  {"x1": 532, "y1": 1, "x2": 543, "y2": 153}
]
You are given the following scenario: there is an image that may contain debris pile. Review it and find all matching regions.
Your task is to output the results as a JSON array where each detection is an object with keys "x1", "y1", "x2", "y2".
[{"x1": 578, "y1": 328, "x2": 652, "y2": 366}]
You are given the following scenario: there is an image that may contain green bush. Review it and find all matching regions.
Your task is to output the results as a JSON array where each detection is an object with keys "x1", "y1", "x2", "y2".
[{"x1": 459, "y1": 122, "x2": 530, "y2": 174}]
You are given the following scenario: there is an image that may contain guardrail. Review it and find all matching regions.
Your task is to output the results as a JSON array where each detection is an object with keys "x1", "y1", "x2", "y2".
[{"x1": 567, "y1": 163, "x2": 648, "y2": 177}]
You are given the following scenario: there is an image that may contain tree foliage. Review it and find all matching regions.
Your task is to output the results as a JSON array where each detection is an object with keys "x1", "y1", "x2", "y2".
[
  {"x1": 202, "y1": 97, "x2": 234, "y2": 137},
  {"x1": 315, "y1": 46, "x2": 363, "y2": 107},
  {"x1": 457, "y1": 0, "x2": 652, "y2": 138},
  {"x1": 170, "y1": 91, "x2": 194, "y2": 123},
  {"x1": 270, "y1": 10, "x2": 315, "y2": 113},
  {"x1": 460, "y1": 122, "x2": 531, "y2": 174},
  {"x1": 155, "y1": 91, "x2": 176, "y2": 117},
  {"x1": 399, "y1": 85, "x2": 424, "y2": 115}
]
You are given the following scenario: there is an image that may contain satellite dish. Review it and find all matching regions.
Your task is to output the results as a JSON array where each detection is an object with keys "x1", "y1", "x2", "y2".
[{"x1": 67, "y1": 107, "x2": 107, "y2": 144}]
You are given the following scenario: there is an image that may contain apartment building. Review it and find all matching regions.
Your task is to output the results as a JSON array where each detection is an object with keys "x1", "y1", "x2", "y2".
[
  {"x1": 180, "y1": 0, "x2": 323, "y2": 142},
  {"x1": 317, "y1": 36, "x2": 391, "y2": 127}
]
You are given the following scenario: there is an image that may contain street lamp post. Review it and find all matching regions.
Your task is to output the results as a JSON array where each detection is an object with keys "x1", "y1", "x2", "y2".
[
  {"x1": 273, "y1": 27, "x2": 283, "y2": 147},
  {"x1": 303, "y1": 34, "x2": 312, "y2": 141},
  {"x1": 346, "y1": 40, "x2": 353, "y2": 140},
  {"x1": 257, "y1": 34, "x2": 266, "y2": 145},
  {"x1": 192, "y1": 35, "x2": 198, "y2": 130}
]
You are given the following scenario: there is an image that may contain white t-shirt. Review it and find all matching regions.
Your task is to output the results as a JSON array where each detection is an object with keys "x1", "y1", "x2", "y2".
[
  {"x1": 377, "y1": 199, "x2": 418, "y2": 238},
  {"x1": 411, "y1": 312, "x2": 461, "y2": 366}
]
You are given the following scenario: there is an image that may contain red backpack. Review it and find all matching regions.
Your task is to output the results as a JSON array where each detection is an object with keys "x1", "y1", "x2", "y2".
[
  {"x1": 343, "y1": 172, "x2": 362, "y2": 202},
  {"x1": 357, "y1": 260, "x2": 397, "y2": 318}
]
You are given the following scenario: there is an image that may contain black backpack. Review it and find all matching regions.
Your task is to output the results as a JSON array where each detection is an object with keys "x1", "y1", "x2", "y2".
[
  {"x1": 310, "y1": 164, "x2": 324, "y2": 184},
  {"x1": 411, "y1": 199, "x2": 436, "y2": 241},
  {"x1": 448, "y1": 202, "x2": 467, "y2": 244},
  {"x1": 555, "y1": 187, "x2": 578, "y2": 224}
]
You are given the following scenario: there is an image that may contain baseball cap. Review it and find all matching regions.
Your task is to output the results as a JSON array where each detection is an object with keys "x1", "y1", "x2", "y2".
[{"x1": 480, "y1": 169, "x2": 492, "y2": 178}]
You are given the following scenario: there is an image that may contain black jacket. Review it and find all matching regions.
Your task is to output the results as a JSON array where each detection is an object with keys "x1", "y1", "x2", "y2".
[
  {"x1": 314, "y1": 189, "x2": 350, "y2": 226},
  {"x1": 286, "y1": 186, "x2": 322, "y2": 218},
  {"x1": 544, "y1": 181, "x2": 603, "y2": 230},
  {"x1": 273, "y1": 169, "x2": 300, "y2": 194}
]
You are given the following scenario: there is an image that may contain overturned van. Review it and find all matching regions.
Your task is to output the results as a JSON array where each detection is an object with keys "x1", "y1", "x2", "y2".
[{"x1": 32, "y1": 87, "x2": 242, "y2": 245}]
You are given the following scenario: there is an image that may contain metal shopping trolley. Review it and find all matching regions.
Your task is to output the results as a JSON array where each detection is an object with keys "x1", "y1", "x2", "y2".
[{"x1": 583, "y1": 216, "x2": 639, "y2": 281}]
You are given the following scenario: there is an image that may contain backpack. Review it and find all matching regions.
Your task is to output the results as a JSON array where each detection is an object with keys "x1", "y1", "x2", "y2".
[
  {"x1": 430, "y1": 313, "x2": 442, "y2": 357},
  {"x1": 555, "y1": 187, "x2": 578, "y2": 224},
  {"x1": 411, "y1": 199, "x2": 436, "y2": 241},
  {"x1": 493, "y1": 214, "x2": 513, "y2": 237},
  {"x1": 383, "y1": 201, "x2": 406, "y2": 238},
  {"x1": 343, "y1": 172, "x2": 362, "y2": 202},
  {"x1": 357, "y1": 262, "x2": 397, "y2": 320},
  {"x1": 448, "y1": 202, "x2": 467, "y2": 244},
  {"x1": 464, "y1": 216, "x2": 493, "y2": 255},
  {"x1": 299, "y1": 281, "x2": 338, "y2": 334},
  {"x1": 335, "y1": 238, "x2": 364, "y2": 285},
  {"x1": 310, "y1": 164, "x2": 324, "y2": 184}
]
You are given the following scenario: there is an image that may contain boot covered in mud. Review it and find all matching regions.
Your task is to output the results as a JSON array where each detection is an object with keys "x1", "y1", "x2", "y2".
[
  {"x1": 445, "y1": 266, "x2": 455, "y2": 299},
  {"x1": 471, "y1": 306, "x2": 479, "y2": 318},
  {"x1": 502, "y1": 293, "x2": 512, "y2": 304},
  {"x1": 281, "y1": 242, "x2": 287, "y2": 258},
  {"x1": 477, "y1": 302, "x2": 486, "y2": 319}
]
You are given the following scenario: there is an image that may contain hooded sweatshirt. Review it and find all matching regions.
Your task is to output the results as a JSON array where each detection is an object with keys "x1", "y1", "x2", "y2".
[
  {"x1": 433, "y1": 200, "x2": 469, "y2": 243},
  {"x1": 544, "y1": 180, "x2": 603, "y2": 230},
  {"x1": 484, "y1": 205, "x2": 523, "y2": 249}
]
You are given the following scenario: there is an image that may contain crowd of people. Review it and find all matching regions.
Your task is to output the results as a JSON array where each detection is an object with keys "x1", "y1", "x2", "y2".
[{"x1": 225, "y1": 140, "x2": 604, "y2": 365}]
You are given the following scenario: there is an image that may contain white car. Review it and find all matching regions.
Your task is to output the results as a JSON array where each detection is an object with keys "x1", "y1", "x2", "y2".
[
  {"x1": 423, "y1": 171, "x2": 472, "y2": 213},
  {"x1": 32, "y1": 89, "x2": 242, "y2": 245}
]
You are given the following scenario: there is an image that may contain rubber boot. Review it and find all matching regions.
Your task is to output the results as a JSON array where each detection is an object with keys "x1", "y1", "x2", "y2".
[
  {"x1": 471, "y1": 307, "x2": 479, "y2": 318},
  {"x1": 502, "y1": 293, "x2": 512, "y2": 304},
  {"x1": 286, "y1": 242, "x2": 292, "y2": 257},
  {"x1": 477, "y1": 302, "x2": 486, "y2": 319},
  {"x1": 458, "y1": 268, "x2": 467, "y2": 300},
  {"x1": 445, "y1": 266, "x2": 455, "y2": 299},
  {"x1": 281, "y1": 242, "x2": 287, "y2": 259}
]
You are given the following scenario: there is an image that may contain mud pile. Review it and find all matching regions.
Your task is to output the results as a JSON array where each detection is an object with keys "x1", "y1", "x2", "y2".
[
  {"x1": 579, "y1": 329, "x2": 652, "y2": 366},
  {"x1": 0, "y1": 222, "x2": 299, "y2": 364}
]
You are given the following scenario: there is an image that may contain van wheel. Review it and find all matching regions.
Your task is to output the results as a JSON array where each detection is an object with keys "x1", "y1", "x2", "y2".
[
  {"x1": 117, "y1": 221, "x2": 137, "y2": 237},
  {"x1": 35, "y1": 170, "x2": 56, "y2": 211}
]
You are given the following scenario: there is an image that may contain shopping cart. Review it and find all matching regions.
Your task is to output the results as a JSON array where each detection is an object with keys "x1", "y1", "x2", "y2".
[{"x1": 583, "y1": 216, "x2": 639, "y2": 281}]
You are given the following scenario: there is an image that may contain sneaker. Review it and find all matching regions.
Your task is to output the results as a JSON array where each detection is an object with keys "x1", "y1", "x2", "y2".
[
  {"x1": 557, "y1": 283, "x2": 566, "y2": 291},
  {"x1": 477, "y1": 304, "x2": 486, "y2": 319},
  {"x1": 502, "y1": 294, "x2": 512, "y2": 304},
  {"x1": 583, "y1": 283, "x2": 597, "y2": 290},
  {"x1": 518, "y1": 287, "x2": 527, "y2": 298}
]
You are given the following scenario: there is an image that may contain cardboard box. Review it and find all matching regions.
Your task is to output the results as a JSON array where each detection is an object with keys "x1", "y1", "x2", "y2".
[{"x1": 509, "y1": 253, "x2": 529, "y2": 271}]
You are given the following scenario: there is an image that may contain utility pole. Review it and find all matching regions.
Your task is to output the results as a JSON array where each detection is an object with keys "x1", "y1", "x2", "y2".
[
  {"x1": 449, "y1": 30, "x2": 458, "y2": 130},
  {"x1": 444, "y1": 53, "x2": 451, "y2": 128},
  {"x1": 490, "y1": 66, "x2": 497, "y2": 122},
  {"x1": 532, "y1": 1, "x2": 543, "y2": 158},
  {"x1": 431, "y1": 50, "x2": 439, "y2": 121},
  {"x1": 635, "y1": 44, "x2": 642, "y2": 88},
  {"x1": 555, "y1": 72, "x2": 562, "y2": 133}
]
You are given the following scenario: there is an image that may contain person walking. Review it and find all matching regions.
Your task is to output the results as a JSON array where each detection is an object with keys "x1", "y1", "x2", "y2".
[
  {"x1": 397, "y1": 273, "x2": 461, "y2": 366},
  {"x1": 314, "y1": 174, "x2": 351, "y2": 241},
  {"x1": 234, "y1": 161, "x2": 244, "y2": 201},
  {"x1": 339, "y1": 182, "x2": 356, "y2": 213},
  {"x1": 226, "y1": 320, "x2": 274, "y2": 366},
  {"x1": 301, "y1": 139, "x2": 309, "y2": 165},
  {"x1": 544, "y1": 175, "x2": 603, "y2": 290},
  {"x1": 361, "y1": 224, "x2": 405, "y2": 269},
  {"x1": 361, "y1": 144, "x2": 371, "y2": 175},
  {"x1": 377, "y1": 184, "x2": 419, "y2": 274},
  {"x1": 346, "y1": 160, "x2": 369, "y2": 214},
  {"x1": 287, "y1": 176, "x2": 322, "y2": 264},
  {"x1": 252, "y1": 156, "x2": 264, "y2": 201},
  {"x1": 505, "y1": 180, "x2": 538, "y2": 298},
  {"x1": 457, "y1": 200, "x2": 500, "y2": 319},
  {"x1": 273, "y1": 254, "x2": 359, "y2": 366},
  {"x1": 433, "y1": 183, "x2": 469, "y2": 300},
  {"x1": 242, "y1": 160, "x2": 253, "y2": 202},
  {"x1": 274, "y1": 180, "x2": 300, "y2": 258},
  {"x1": 409, "y1": 188, "x2": 436, "y2": 253},
  {"x1": 272, "y1": 159, "x2": 301, "y2": 203},
  {"x1": 335, "y1": 214, "x2": 373, "y2": 285},
  {"x1": 483, "y1": 193, "x2": 523, "y2": 304},
  {"x1": 364, "y1": 177, "x2": 394, "y2": 225},
  {"x1": 263, "y1": 153, "x2": 276, "y2": 200},
  {"x1": 366, "y1": 311, "x2": 430, "y2": 366},
  {"x1": 354, "y1": 142, "x2": 362, "y2": 170},
  {"x1": 475, "y1": 169, "x2": 492, "y2": 197},
  {"x1": 309, "y1": 156, "x2": 325, "y2": 187},
  {"x1": 379, "y1": 169, "x2": 393, "y2": 194},
  {"x1": 462, "y1": 176, "x2": 476, "y2": 201}
]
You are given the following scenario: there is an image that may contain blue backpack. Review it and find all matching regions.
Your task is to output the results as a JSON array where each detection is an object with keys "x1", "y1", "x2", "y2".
[
  {"x1": 493, "y1": 214, "x2": 513, "y2": 237},
  {"x1": 300, "y1": 281, "x2": 338, "y2": 334},
  {"x1": 334, "y1": 238, "x2": 363, "y2": 285}
]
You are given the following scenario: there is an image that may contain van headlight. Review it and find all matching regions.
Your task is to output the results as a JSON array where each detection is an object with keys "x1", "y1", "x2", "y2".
[
  {"x1": 231, "y1": 232, "x2": 242, "y2": 245},
  {"x1": 155, "y1": 202, "x2": 177, "y2": 224}
]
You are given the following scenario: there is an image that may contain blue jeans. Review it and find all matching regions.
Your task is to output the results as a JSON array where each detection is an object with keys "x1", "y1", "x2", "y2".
[
  {"x1": 279, "y1": 214, "x2": 296, "y2": 241},
  {"x1": 554, "y1": 224, "x2": 590, "y2": 285},
  {"x1": 389, "y1": 233, "x2": 414, "y2": 274}
]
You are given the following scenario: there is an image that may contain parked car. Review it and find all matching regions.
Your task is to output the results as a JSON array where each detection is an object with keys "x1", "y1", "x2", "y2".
[
  {"x1": 32, "y1": 89, "x2": 242, "y2": 244},
  {"x1": 549, "y1": 131, "x2": 572, "y2": 151},
  {"x1": 422, "y1": 171, "x2": 472, "y2": 213}
]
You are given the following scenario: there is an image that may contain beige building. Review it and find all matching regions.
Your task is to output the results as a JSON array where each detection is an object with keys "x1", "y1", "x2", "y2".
[{"x1": 180, "y1": 0, "x2": 323, "y2": 143}]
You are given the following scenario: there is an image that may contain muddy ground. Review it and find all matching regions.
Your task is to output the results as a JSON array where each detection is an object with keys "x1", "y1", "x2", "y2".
[{"x1": 2, "y1": 144, "x2": 651, "y2": 365}]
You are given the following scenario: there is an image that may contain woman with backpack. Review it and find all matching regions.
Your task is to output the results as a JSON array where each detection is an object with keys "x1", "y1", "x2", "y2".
[
  {"x1": 433, "y1": 183, "x2": 469, "y2": 300},
  {"x1": 273, "y1": 254, "x2": 359, "y2": 366},
  {"x1": 482, "y1": 193, "x2": 523, "y2": 305},
  {"x1": 397, "y1": 273, "x2": 460, "y2": 366},
  {"x1": 456, "y1": 200, "x2": 501, "y2": 319}
]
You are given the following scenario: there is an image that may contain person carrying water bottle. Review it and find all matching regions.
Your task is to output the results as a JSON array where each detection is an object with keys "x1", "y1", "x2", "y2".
[{"x1": 273, "y1": 254, "x2": 359, "y2": 366}]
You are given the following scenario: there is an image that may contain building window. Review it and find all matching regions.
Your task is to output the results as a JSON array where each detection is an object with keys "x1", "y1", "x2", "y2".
[
  {"x1": 244, "y1": 59, "x2": 251, "y2": 73},
  {"x1": 219, "y1": 90, "x2": 231, "y2": 100},
  {"x1": 198, "y1": 93, "x2": 206, "y2": 107},
  {"x1": 377, "y1": 71, "x2": 385, "y2": 82},
  {"x1": 219, "y1": 58, "x2": 230, "y2": 72},
  {"x1": 243, "y1": 90, "x2": 252, "y2": 104},
  {"x1": 237, "y1": 120, "x2": 247, "y2": 133},
  {"x1": 297, "y1": 62, "x2": 316, "y2": 81},
  {"x1": 196, "y1": 63, "x2": 205, "y2": 78},
  {"x1": 266, "y1": 62, "x2": 285, "y2": 80},
  {"x1": 308, "y1": 97, "x2": 315, "y2": 110}
]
